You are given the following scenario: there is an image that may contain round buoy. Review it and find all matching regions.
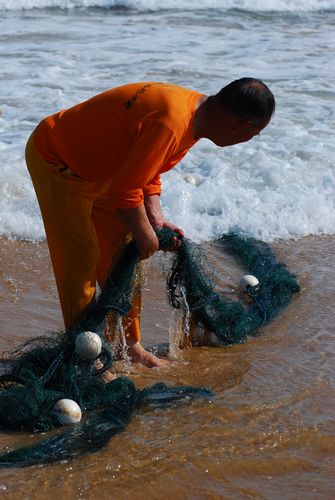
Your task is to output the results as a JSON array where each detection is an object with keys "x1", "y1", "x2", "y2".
[
  {"x1": 75, "y1": 331, "x2": 102, "y2": 360},
  {"x1": 51, "y1": 399, "x2": 82, "y2": 425},
  {"x1": 239, "y1": 274, "x2": 259, "y2": 292}
]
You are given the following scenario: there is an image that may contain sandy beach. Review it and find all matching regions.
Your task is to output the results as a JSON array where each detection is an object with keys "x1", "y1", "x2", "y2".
[{"x1": 0, "y1": 234, "x2": 334, "y2": 498}]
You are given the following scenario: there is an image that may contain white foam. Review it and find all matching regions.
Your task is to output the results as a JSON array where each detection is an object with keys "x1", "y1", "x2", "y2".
[
  {"x1": 0, "y1": 5, "x2": 334, "y2": 243},
  {"x1": 0, "y1": 0, "x2": 334, "y2": 12},
  {"x1": 0, "y1": 155, "x2": 44, "y2": 241},
  {"x1": 161, "y1": 130, "x2": 335, "y2": 242}
]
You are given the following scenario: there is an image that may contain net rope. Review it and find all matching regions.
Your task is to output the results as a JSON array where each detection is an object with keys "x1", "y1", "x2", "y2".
[{"x1": 0, "y1": 229, "x2": 299, "y2": 467}]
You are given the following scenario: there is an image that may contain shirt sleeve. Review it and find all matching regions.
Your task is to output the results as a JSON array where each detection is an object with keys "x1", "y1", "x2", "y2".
[
  {"x1": 142, "y1": 173, "x2": 162, "y2": 198},
  {"x1": 108, "y1": 120, "x2": 177, "y2": 208},
  {"x1": 160, "y1": 149, "x2": 190, "y2": 173}
]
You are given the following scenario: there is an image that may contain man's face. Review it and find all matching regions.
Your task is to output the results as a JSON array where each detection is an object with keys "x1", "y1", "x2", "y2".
[{"x1": 209, "y1": 112, "x2": 269, "y2": 147}]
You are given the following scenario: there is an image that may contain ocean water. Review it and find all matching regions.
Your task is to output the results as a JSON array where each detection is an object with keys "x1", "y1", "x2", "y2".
[
  {"x1": 0, "y1": 0, "x2": 334, "y2": 242},
  {"x1": 1, "y1": 3, "x2": 335, "y2": 498}
]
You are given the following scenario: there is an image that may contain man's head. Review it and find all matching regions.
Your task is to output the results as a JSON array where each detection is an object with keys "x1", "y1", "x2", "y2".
[{"x1": 196, "y1": 78, "x2": 275, "y2": 146}]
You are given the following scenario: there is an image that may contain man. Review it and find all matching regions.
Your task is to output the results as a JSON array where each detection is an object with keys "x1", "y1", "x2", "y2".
[{"x1": 25, "y1": 78, "x2": 275, "y2": 368}]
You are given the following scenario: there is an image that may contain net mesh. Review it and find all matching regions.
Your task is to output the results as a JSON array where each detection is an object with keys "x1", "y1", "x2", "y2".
[
  {"x1": 0, "y1": 229, "x2": 299, "y2": 467},
  {"x1": 167, "y1": 231, "x2": 300, "y2": 344}
]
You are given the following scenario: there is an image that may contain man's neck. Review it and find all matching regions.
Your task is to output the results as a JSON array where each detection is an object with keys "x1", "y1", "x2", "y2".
[{"x1": 193, "y1": 95, "x2": 208, "y2": 140}]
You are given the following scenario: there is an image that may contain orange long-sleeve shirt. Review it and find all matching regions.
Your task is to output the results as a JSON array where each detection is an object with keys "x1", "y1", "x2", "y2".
[{"x1": 34, "y1": 82, "x2": 203, "y2": 208}]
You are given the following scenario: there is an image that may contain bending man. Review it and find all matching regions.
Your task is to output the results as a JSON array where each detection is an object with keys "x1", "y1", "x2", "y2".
[{"x1": 25, "y1": 78, "x2": 275, "y2": 367}]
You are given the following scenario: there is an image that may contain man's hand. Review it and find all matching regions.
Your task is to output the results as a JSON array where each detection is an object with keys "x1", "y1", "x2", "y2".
[
  {"x1": 152, "y1": 220, "x2": 184, "y2": 251},
  {"x1": 144, "y1": 194, "x2": 184, "y2": 252},
  {"x1": 116, "y1": 204, "x2": 160, "y2": 260},
  {"x1": 136, "y1": 227, "x2": 160, "y2": 259},
  {"x1": 117, "y1": 195, "x2": 184, "y2": 259}
]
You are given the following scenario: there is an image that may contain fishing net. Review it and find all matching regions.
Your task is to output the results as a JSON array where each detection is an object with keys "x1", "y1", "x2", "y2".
[
  {"x1": 0, "y1": 229, "x2": 299, "y2": 467},
  {"x1": 167, "y1": 231, "x2": 300, "y2": 345}
]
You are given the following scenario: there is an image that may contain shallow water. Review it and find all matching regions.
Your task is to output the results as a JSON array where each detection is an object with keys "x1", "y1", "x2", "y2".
[{"x1": 0, "y1": 236, "x2": 334, "y2": 498}]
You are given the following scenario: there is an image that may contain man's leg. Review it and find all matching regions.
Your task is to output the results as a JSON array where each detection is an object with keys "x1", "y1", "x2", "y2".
[
  {"x1": 25, "y1": 134, "x2": 102, "y2": 329},
  {"x1": 91, "y1": 197, "x2": 169, "y2": 367},
  {"x1": 91, "y1": 201, "x2": 141, "y2": 343}
]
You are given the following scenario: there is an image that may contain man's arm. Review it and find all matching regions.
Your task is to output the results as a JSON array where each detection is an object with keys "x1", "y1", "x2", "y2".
[
  {"x1": 144, "y1": 194, "x2": 184, "y2": 250},
  {"x1": 116, "y1": 204, "x2": 159, "y2": 259},
  {"x1": 144, "y1": 194, "x2": 164, "y2": 226},
  {"x1": 117, "y1": 195, "x2": 184, "y2": 259}
]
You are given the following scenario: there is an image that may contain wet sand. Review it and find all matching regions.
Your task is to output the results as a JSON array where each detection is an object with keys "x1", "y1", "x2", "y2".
[{"x1": 0, "y1": 235, "x2": 334, "y2": 499}]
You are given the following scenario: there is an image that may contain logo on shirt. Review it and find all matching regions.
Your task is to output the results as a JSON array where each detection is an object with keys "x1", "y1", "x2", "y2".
[{"x1": 124, "y1": 83, "x2": 153, "y2": 109}]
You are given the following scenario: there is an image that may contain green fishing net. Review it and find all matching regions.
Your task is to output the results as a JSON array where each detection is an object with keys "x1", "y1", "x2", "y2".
[
  {"x1": 0, "y1": 229, "x2": 299, "y2": 467},
  {"x1": 167, "y1": 231, "x2": 300, "y2": 345}
]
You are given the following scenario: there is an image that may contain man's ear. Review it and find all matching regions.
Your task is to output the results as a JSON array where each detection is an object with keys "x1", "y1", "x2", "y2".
[{"x1": 234, "y1": 119, "x2": 254, "y2": 133}]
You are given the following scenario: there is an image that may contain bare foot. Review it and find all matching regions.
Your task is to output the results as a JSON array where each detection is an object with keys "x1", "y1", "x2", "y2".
[{"x1": 125, "y1": 342, "x2": 170, "y2": 368}]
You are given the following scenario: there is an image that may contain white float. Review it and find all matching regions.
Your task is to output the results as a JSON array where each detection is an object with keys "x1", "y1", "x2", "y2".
[
  {"x1": 75, "y1": 331, "x2": 102, "y2": 360},
  {"x1": 51, "y1": 399, "x2": 82, "y2": 425},
  {"x1": 239, "y1": 274, "x2": 259, "y2": 292}
]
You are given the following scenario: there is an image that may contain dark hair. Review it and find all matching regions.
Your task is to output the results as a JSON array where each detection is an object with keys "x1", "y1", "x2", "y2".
[{"x1": 215, "y1": 77, "x2": 275, "y2": 123}]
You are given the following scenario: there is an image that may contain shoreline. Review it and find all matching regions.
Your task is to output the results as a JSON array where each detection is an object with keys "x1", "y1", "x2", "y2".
[{"x1": 1, "y1": 232, "x2": 334, "y2": 351}]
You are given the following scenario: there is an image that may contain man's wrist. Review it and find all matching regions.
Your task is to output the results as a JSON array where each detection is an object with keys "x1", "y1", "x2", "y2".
[
  {"x1": 149, "y1": 219, "x2": 164, "y2": 229},
  {"x1": 116, "y1": 204, "x2": 152, "y2": 238},
  {"x1": 144, "y1": 194, "x2": 164, "y2": 225}
]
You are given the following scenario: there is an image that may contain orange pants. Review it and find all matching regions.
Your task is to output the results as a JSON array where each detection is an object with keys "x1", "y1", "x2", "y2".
[{"x1": 25, "y1": 134, "x2": 141, "y2": 342}]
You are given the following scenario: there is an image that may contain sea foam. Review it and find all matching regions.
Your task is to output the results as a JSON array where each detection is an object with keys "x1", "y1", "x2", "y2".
[
  {"x1": 0, "y1": 4, "x2": 334, "y2": 242},
  {"x1": 0, "y1": 0, "x2": 334, "y2": 12}
]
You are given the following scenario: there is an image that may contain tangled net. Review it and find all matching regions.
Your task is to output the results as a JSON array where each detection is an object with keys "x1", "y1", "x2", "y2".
[
  {"x1": 167, "y1": 232, "x2": 300, "y2": 345},
  {"x1": 0, "y1": 229, "x2": 299, "y2": 467}
]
